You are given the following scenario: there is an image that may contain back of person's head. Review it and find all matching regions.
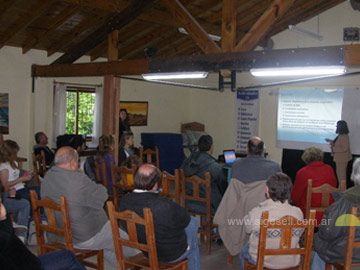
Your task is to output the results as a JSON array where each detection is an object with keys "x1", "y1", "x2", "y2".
[
  {"x1": 69, "y1": 135, "x2": 86, "y2": 151},
  {"x1": 198, "y1": 135, "x2": 213, "y2": 152},
  {"x1": 34, "y1": 132, "x2": 44, "y2": 144},
  {"x1": 122, "y1": 154, "x2": 142, "y2": 169},
  {"x1": 55, "y1": 147, "x2": 78, "y2": 167},
  {"x1": 97, "y1": 134, "x2": 115, "y2": 156},
  {"x1": 266, "y1": 173, "x2": 293, "y2": 203},
  {"x1": 119, "y1": 132, "x2": 134, "y2": 148},
  {"x1": 351, "y1": 158, "x2": 360, "y2": 185},
  {"x1": 0, "y1": 140, "x2": 20, "y2": 168},
  {"x1": 301, "y1": 147, "x2": 323, "y2": 164},
  {"x1": 247, "y1": 137, "x2": 264, "y2": 155},
  {"x1": 134, "y1": 164, "x2": 161, "y2": 190},
  {"x1": 337, "y1": 120, "x2": 349, "y2": 134}
]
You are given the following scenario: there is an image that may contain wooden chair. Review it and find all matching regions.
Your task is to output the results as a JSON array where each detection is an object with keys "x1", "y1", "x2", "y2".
[
  {"x1": 160, "y1": 169, "x2": 181, "y2": 204},
  {"x1": 94, "y1": 160, "x2": 109, "y2": 189},
  {"x1": 180, "y1": 170, "x2": 219, "y2": 254},
  {"x1": 139, "y1": 147, "x2": 160, "y2": 168},
  {"x1": 305, "y1": 179, "x2": 346, "y2": 222},
  {"x1": 29, "y1": 190, "x2": 104, "y2": 270},
  {"x1": 106, "y1": 201, "x2": 188, "y2": 270},
  {"x1": 32, "y1": 151, "x2": 46, "y2": 186},
  {"x1": 110, "y1": 163, "x2": 135, "y2": 209},
  {"x1": 325, "y1": 206, "x2": 360, "y2": 270},
  {"x1": 244, "y1": 210, "x2": 316, "y2": 270}
]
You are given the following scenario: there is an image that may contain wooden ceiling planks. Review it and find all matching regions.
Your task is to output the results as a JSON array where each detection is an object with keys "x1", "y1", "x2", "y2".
[
  {"x1": 0, "y1": 0, "x2": 348, "y2": 62},
  {"x1": 22, "y1": 5, "x2": 80, "y2": 54}
]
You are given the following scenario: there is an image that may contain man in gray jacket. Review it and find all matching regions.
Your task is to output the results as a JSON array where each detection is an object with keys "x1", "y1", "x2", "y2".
[
  {"x1": 231, "y1": 137, "x2": 281, "y2": 183},
  {"x1": 41, "y1": 146, "x2": 139, "y2": 267}
]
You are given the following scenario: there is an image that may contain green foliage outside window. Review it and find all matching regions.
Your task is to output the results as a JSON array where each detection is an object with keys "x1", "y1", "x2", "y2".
[{"x1": 65, "y1": 91, "x2": 95, "y2": 135}]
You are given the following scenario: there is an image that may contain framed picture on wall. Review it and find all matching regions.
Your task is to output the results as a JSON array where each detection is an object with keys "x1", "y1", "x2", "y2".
[
  {"x1": 119, "y1": 101, "x2": 148, "y2": 126},
  {"x1": 0, "y1": 93, "x2": 9, "y2": 134}
]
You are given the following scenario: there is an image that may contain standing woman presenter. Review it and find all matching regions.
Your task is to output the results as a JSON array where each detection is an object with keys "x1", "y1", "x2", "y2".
[{"x1": 326, "y1": 120, "x2": 352, "y2": 183}]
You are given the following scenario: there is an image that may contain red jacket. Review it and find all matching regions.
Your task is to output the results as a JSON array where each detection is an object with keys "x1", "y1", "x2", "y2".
[{"x1": 291, "y1": 161, "x2": 337, "y2": 225}]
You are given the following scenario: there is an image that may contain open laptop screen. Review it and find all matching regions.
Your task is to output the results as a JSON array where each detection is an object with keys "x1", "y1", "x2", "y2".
[{"x1": 223, "y1": 150, "x2": 236, "y2": 165}]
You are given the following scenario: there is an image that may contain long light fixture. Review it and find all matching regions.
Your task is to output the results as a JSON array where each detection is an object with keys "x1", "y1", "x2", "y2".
[
  {"x1": 178, "y1": 27, "x2": 221, "y2": 42},
  {"x1": 250, "y1": 66, "x2": 346, "y2": 77},
  {"x1": 288, "y1": 25, "x2": 323, "y2": 41},
  {"x1": 142, "y1": 72, "x2": 208, "y2": 80}
]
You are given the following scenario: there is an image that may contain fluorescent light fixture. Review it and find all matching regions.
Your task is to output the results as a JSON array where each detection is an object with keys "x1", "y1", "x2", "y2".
[
  {"x1": 178, "y1": 27, "x2": 221, "y2": 42},
  {"x1": 288, "y1": 25, "x2": 323, "y2": 41},
  {"x1": 250, "y1": 66, "x2": 346, "y2": 77},
  {"x1": 142, "y1": 72, "x2": 208, "y2": 80}
]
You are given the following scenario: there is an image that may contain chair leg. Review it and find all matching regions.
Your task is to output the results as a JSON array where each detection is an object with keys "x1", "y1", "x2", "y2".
[
  {"x1": 228, "y1": 253, "x2": 233, "y2": 265},
  {"x1": 97, "y1": 250, "x2": 104, "y2": 270},
  {"x1": 206, "y1": 222, "x2": 211, "y2": 254}
]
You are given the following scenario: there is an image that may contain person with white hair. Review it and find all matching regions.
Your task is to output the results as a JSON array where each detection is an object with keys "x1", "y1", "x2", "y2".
[{"x1": 312, "y1": 158, "x2": 360, "y2": 269}]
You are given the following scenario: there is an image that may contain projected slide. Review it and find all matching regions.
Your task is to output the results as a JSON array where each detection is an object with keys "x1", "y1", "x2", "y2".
[{"x1": 277, "y1": 88, "x2": 344, "y2": 149}]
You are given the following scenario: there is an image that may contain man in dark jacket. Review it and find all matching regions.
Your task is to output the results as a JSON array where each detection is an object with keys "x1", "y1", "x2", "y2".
[
  {"x1": 312, "y1": 158, "x2": 360, "y2": 269},
  {"x1": 180, "y1": 135, "x2": 228, "y2": 212},
  {"x1": 120, "y1": 164, "x2": 200, "y2": 270},
  {"x1": 33, "y1": 131, "x2": 55, "y2": 168}
]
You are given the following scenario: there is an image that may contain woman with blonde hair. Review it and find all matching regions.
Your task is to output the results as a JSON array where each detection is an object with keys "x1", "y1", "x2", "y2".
[
  {"x1": 96, "y1": 134, "x2": 116, "y2": 192},
  {"x1": 291, "y1": 147, "x2": 337, "y2": 225}
]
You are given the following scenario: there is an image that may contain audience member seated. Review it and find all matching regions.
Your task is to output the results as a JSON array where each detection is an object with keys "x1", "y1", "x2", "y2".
[
  {"x1": 0, "y1": 181, "x2": 86, "y2": 270},
  {"x1": 33, "y1": 131, "x2": 55, "y2": 169},
  {"x1": 231, "y1": 137, "x2": 281, "y2": 183},
  {"x1": 68, "y1": 135, "x2": 87, "y2": 153},
  {"x1": 312, "y1": 158, "x2": 360, "y2": 269},
  {"x1": 120, "y1": 154, "x2": 142, "y2": 186},
  {"x1": 239, "y1": 173, "x2": 303, "y2": 269},
  {"x1": 95, "y1": 134, "x2": 116, "y2": 192},
  {"x1": 120, "y1": 164, "x2": 200, "y2": 270},
  {"x1": 118, "y1": 132, "x2": 135, "y2": 166},
  {"x1": 0, "y1": 140, "x2": 40, "y2": 204},
  {"x1": 181, "y1": 135, "x2": 227, "y2": 213},
  {"x1": 41, "y1": 146, "x2": 140, "y2": 267},
  {"x1": 291, "y1": 147, "x2": 337, "y2": 225}
]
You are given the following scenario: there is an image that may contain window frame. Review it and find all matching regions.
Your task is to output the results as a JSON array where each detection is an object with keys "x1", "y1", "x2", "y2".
[{"x1": 66, "y1": 86, "x2": 95, "y2": 140}]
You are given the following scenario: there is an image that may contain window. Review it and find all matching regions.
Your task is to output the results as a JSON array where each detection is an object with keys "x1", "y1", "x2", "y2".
[{"x1": 65, "y1": 86, "x2": 95, "y2": 137}]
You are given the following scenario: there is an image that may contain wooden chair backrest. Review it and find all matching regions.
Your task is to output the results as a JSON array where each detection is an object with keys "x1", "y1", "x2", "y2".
[
  {"x1": 107, "y1": 201, "x2": 159, "y2": 270},
  {"x1": 110, "y1": 163, "x2": 135, "y2": 208},
  {"x1": 160, "y1": 170, "x2": 181, "y2": 204},
  {"x1": 181, "y1": 170, "x2": 211, "y2": 217},
  {"x1": 139, "y1": 147, "x2": 159, "y2": 168},
  {"x1": 32, "y1": 151, "x2": 46, "y2": 186},
  {"x1": 94, "y1": 160, "x2": 108, "y2": 189},
  {"x1": 343, "y1": 206, "x2": 360, "y2": 270},
  {"x1": 256, "y1": 210, "x2": 316, "y2": 270},
  {"x1": 305, "y1": 179, "x2": 346, "y2": 219},
  {"x1": 30, "y1": 190, "x2": 73, "y2": 255}
]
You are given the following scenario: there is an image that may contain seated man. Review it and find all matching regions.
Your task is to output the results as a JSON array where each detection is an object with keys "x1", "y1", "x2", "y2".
[
  {"x1": 181, "y1": 135, "x2": 227, "y2": 212},
  {"x1": 120, "y1": 164, "x2": 200, "y2": 270},
  {"x1": 41, "y1": 146, "x2": 139, "y2": 267},
  {"x1": 231, "y1": 137, "x2": 281, "y2": 183},
  {"x1": 312, "y1": 158, "x2": 360, "y2": 269},
  {"x1": 33, "y1": 131, "x2": 55, "y2": 168},
  {"x1": 239, "y1": 173, "x2": 303, "y2": 269}
]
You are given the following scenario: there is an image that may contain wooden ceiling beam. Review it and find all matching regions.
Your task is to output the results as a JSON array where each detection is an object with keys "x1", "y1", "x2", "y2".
[
  {"x1": 22, "y1": 5, "x2": 80, "y2": 54},
  {"x1": 90, "y1": 41, "x2": 107, "y2": 62},
  {"x1": 161, "y1": 0, "x2": 221, "y2": 54},
  {"x1": 221, "y1": 0, "x2": 237, "y2": 52},
  {"x1": 33, "y1": 44, "x2": 352, "y2": 78},
  {"x1": 234, "y1": 0, "x2": 295, "y2": 52},
  {"x1": 0, "y1": 0, "x2": 15, "y2": 18},
  {"x1": 33, "y1": 59, "x2": 149, "y2": 77},
  {"x1": 107, "y1": 30, "x2": 119, "y2": 61},
  {"x1": 52, "y1": 0, "x2": 155, "y2": 65},
  {"x1": 0, "y1": 0, "x2": 53, "y2": 49}
]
